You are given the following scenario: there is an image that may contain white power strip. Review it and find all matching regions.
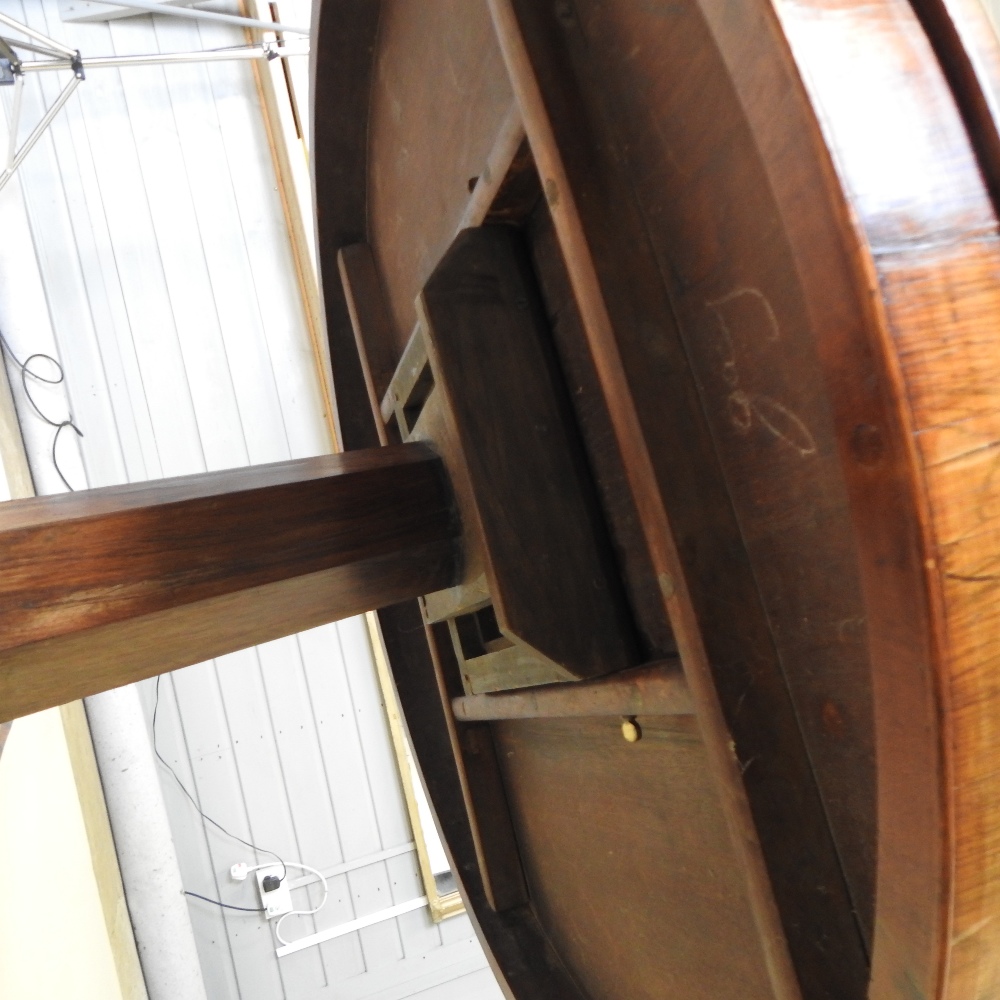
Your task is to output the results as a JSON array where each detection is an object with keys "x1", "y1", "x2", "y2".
[{"x1": 255, "y1": 864, "x2": 293, "y2": 919}]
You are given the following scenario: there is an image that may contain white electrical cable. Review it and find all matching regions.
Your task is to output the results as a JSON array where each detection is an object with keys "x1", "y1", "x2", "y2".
[
  {"x1": 242, "y1": 862, "x2": 284, "y2": 877},
  {"x1": 272, "y1": 863, "x2": 330, "y2": 947},
  {"x1": 235, "y1": 860, "x2": 330, "y2": 945}
]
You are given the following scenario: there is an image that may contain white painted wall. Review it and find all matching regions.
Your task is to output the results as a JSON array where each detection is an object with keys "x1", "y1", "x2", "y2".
[
  {"x1": 0, "y1": 3, "x2": 501, "y2": 997},
  {"x1": 984, "y1": 0, "x2": 1000, "y2": 33},
  {"x1": 0, "y1": 709, "x2": 126, "y2": 1000},
  {"x1": 0, "y1": 161, "x2": 147, "y2": 1000}
]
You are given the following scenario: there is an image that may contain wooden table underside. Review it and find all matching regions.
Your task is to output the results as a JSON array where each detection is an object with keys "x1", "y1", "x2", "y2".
[{"x1": 312, "y1": 2, "x2": 1000, "y2": 999}]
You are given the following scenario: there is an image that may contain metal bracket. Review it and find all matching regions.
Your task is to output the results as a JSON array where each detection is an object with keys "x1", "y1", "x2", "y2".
[{"x1": 0, "y1": 37, "x2": 22, "y2": 84}]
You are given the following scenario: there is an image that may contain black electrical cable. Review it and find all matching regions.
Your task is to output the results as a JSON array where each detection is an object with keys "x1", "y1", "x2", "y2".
[
  {"x1": 0, "y1": 327, "x2": 82, "y2": 492},
  {"x1": 0, "y1": 328, "x2": 283, "y2": 911},
  {"x1": 152, "y1": 674, "x2": 288, "y2": 914},
  {"x1": 183, "y1": 891, "x2": 261, "y2": 913}
]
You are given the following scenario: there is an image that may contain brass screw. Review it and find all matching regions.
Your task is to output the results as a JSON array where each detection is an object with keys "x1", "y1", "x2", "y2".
[{"x1": 621, "y1": 716, "x2": 641, "y2": 743}]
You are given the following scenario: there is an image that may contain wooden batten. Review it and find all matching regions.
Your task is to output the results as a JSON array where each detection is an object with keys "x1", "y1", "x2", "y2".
[
  {"x1": 427, "y1": 621, "x2": 529, "y2": 915},
  {"x1": 457, "y1": 102, "x2": 530, "y2": 229},
  {"x1": 0, "y1": 443, "x2": 459, "y2": 722},
  {"x1": 339, "y1": 242, "x2": 399, "y2": 446},
  {"x1": 451, "y1": 660, "x2": 692, "y2": 721}
]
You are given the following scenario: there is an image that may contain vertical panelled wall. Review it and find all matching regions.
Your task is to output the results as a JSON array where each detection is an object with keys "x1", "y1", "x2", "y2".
[{"x1": 0, "y1": 4, "x2": 500, "y2": 999}]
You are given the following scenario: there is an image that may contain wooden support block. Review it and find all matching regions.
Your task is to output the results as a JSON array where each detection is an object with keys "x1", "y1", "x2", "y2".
[
  {"x1": 446, "y1": 611, "x2": 573, "y2": 694},
  {"x1": 380, "y1": 324, "x2": 430, "y2": 432},
  {"x1": 417, "y1": 225, "x2": 638, "y2": 681},
  {"x1": 451, "y1": 660, "x2": 692, "y2": 721},
  {"x1": 0, "y1": 443, "x2": 459, "y2": 722}
]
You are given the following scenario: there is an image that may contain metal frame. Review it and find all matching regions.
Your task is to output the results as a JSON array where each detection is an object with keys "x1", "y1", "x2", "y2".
[
  {"x1": 60, "y1": 0, "x2": 307, "y2": 34},
  {"x1": 16, "y1": 39, "x2": 308, "y2": 74},
  {"x1": 2, "y1": 75, "x2": 81, "y2": 187},
  {"x1": 75, "y1": 0, "x2": 308, "y2": 35},
  {"x1": 0, "y1": 11, "x2": 308, "y2": 195},
  {"x1": 0, "y1": 11, "x2": 76, "y2": 59}
]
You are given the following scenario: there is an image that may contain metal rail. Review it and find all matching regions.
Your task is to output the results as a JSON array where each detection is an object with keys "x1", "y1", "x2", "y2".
[
  {"x1": 0, "y1": 18, "x2": 308, "y2": 194},
  {"x1": 0, "y1": 11, "x2": 76, "y2": 59},
  {"x1": 18, "y1": 40, "x2": 308, "y2": 72},
  {"x1": 0, "y1": 76, "x2": 80, "y2": 191},
  {"x1": 65, "y1": 0, "x2": 308, "y2": 34}
]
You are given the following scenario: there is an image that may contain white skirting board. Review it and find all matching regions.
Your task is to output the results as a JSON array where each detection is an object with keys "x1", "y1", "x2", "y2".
[{"x1": 276, "y1": 896, "x2": 429, "y2": 958}]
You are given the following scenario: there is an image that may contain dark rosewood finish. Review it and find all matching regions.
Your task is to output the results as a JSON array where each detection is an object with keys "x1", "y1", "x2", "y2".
[{"x1": 0, "y1": 444, "x2": 458, "y2": 722}]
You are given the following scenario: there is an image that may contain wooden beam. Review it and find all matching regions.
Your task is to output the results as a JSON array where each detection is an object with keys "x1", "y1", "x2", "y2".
[
  {"x1": 451, "y1": 661, "x2": 692, "y2": 721},
  {"x1": 0, "y1": 442, "x2": 458, "y2": 722},
  {"x1": 458, "y1": 102, "x2": 528, "y2": 229}
]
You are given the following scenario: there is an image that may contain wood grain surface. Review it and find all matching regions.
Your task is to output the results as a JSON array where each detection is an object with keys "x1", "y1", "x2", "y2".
[
  {"x1": 526, "y1": 206, "x2": 676, "y2": 661},
  {"x1": 309, "y1": 0, "x2": 380, "y2": 452},
  {"x1": 533, "y1": 0, "x2": 880, "y2": 959},
  {"x1": 494, "y1": 716, "x2": 777, "y2": 1000},
  {"x1": 310, "y1": 1, "x2": 1000, "y2": 998},
  {"x1": 339, "y1": 242, "x2": 398, "y2": 445},
  {"x1": 451, "y1": 660, "x2": 692, "y2": 721},
  {"x1": 488, "y1": 3, "x2": 868, "y2": 996},
  {"x1": 380, "y1": 606, "x2": 588, "y2": 1000},
  {"x1": 366, "y1": 0, "x2": 514, "y2": 358},
  {"x1": 0, "y1": 444, "x2": 459, "y2": 722},
  {"x1": 419, "y1": 226, "x2": 637, "y2": 680},
  {"x1": 771, "y1": 1, "x2": 1000, "y2": 996}
]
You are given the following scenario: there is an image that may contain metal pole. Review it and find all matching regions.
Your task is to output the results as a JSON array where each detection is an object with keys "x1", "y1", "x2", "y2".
[
  {"x1": 0, "y1": 36, "x2": 68, "y2": 60},
  {"x1": 6, "y1": 73, "x2": 23, "y2": 171},
  {"x1": 17, "y1": 40, "x2": 308, "y2": 72},
  {"x1": 0, "y1": 40, "x2": 306, "y2": 191},
  {"x1": 92, "y1": 0, "x2": 308, "y2": 34},
  {"x1": 0, "y1": 11, "x2": 77, "y2": 59},
  {"x1": 0, "y1": 76, "x2": 80, "y2": 193}
]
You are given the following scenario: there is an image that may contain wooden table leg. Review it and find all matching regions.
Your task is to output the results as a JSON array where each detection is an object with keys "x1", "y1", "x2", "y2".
[{"x1": 0, "y1": 442, "x2": 459, "y2": 722}]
